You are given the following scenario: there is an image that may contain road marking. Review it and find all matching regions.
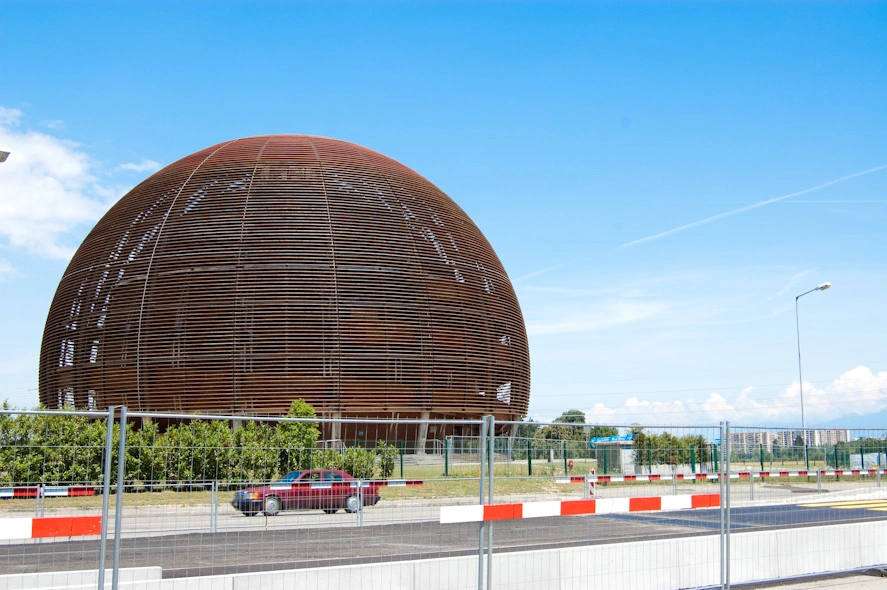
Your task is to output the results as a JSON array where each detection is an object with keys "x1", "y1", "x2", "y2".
[{"x1": 799, "y1": 500, "x2": 887, "y2": 511}]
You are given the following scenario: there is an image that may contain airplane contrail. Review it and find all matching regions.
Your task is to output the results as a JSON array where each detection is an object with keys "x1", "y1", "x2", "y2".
[{"x1": 619, "y1": 164, "x2": 887, "y2": 248}]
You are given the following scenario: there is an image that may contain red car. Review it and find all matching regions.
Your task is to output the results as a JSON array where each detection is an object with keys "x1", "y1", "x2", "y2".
[{"x1": 231, "y1": 470, "x2": 381, "y2": 516}]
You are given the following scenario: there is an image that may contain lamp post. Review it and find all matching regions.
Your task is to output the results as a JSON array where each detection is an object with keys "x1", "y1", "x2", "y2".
[{"x1": 795, "y1": 281, "x2": 831, "y2": 470}]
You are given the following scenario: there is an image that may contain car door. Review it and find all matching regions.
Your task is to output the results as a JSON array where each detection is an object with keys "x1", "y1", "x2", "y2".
[
  {"x1": 322, "y1": 470, "x2": 346, "y2": 510},
  {"x1": 302, "y1": 470, "x2": 325, "y2": 509},
  {"x1": 273, "y1": 471, "x2": 302, "y2": 510}
]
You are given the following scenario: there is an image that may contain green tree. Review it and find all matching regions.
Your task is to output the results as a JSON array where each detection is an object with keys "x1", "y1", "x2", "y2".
[
  {"x1": 541, "y1": 410, "x2": 588, "y2": 442},
  {"x1": 792, "y1": 435, "x2": 805, "y2": 461},
  {"x1": 342, "y1": 447, "x2": 376, "y2": 479},
  {"x1": 0, "y1": 405, "x2": 113, "y2": 485},
  {"x1": 688, "y1": 435, "x2": 711, "y2": 466},
  {"x1": 375, "y1": 441, "x2": 397, "y2": 479},
  {"x1": 516, "y1": 419, "x2": 539, "y2": 439},
  {"x1": 274, "y1": 399, "x2": 321, "y2": 474},
  {"x1": 556, "y1": 410, "x2": 586, "y2": 424},
  {"x1": 632, "y1": 428, "x2": 710, "y2": 470},
  {"x1": 129, "y1": 420, "x2": 163, "y2": 484},
  {"x1": 233, "y1": 420, "x2": 276, "y2": 482},
  {"x1": 311, "y1": 448, "x2": 344, "y2": 471}
]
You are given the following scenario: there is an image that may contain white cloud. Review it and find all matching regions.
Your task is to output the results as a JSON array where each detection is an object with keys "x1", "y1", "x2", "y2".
[
  {"x1": 117, "y1": 159, "x2": 160, "y2": 173},
  {"x1": 582, "y1": 366, "x2": 887, "y2": 426},
  {"x1": 0, "y1": 106, "x2": 23, "y2": 126},
  {"x1": 41, "y1": 119, "x2": 66, "y2": 131},
  {"x1": 772, "y1": 269, "x2": 815, "y2": 298},
  {"x1": 803, "y1": 366, "x2": 887, "y2": 421},
  {"x1": 0, "y1": 107, "x2": 117, "y2": 260},
  {"x1": 527, "y1": 300, "x2": 667, "y2": 336},
  {"x1": 0, "y1": 258, "x2": 13, "y2": 281}
]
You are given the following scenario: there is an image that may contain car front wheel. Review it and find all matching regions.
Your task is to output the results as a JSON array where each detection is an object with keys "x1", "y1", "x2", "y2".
[
  {"x1": 264, "y1": 496, "x2": 281, "y2": 516},
  {"x1": 344, "y1": 495, "x2": 361, "y2": 513}
]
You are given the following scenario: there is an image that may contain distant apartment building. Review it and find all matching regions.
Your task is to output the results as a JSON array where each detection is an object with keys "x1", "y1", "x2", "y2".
[
  {"x1": 818, "y1": 429, "x2": 851, "y2": 446},
  {"x1": 732, "y1": 429, "x2": 851, "y2": 451},
  {"x1": 776, "y1": 430, "x2": 819, "y2": 447},
  {"x1": 730, "y1": 430, "x2": 778, "y2": 452},
  {"x1": 776, "y1": 429, "x2": 851, "y2": 447}
]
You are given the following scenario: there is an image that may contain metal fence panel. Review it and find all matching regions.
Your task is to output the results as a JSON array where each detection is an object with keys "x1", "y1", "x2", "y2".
[{"x1": 3, "y1": 409, "x2": 887, "y2": 589}]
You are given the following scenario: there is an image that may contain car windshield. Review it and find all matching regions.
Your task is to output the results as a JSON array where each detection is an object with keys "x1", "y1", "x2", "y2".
[{"x1": 280, "y1": 471, "x2": 303, "y2": 482}]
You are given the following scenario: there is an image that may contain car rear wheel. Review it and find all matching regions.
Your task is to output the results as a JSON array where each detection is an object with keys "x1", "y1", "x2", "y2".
[
  {"x1": 344, "y1": 495, "x2": 361, "y2": 513},
  {"x1": 323, "y1": 508, "x2": 338, "y2": 514},
  {"x1": 264, "y1": 496, "x2": 281, "y2": 516},
  {"x1": 242, "y1": 510, "x2": 258, "y2": 517}
]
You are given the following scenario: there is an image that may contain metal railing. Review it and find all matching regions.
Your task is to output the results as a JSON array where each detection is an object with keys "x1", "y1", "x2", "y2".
[{"x1": 2, "y1": 409, "x2": 886, "y2": 589}]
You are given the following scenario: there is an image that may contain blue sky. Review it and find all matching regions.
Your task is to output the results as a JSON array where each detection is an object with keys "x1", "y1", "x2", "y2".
[{"x1": 1, "y1": 1, "x2": 885, "y2": 427}]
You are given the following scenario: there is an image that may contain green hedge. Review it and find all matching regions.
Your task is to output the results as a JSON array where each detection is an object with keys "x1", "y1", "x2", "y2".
[{"x1": 0, "y1": 400, "x2": 395, "y2": 486}]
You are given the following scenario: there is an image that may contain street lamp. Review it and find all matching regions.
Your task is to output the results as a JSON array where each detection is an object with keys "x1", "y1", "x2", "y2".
[
  {"x1": 795, "y1": 281, "x2": 831, "y2": 470},
  {"x1": 0, "y1": 151, "x2": 9, "y2": 162}
]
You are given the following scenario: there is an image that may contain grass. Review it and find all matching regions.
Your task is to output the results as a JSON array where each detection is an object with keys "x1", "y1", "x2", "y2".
[{"x1": 390, "y1": 458, "x2": 599, "y2": 479}]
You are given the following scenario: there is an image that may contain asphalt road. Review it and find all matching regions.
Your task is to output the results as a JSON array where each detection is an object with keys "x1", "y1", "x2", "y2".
[{"x1": 4, "y1": 499, "x2": 887, "y2": 578}]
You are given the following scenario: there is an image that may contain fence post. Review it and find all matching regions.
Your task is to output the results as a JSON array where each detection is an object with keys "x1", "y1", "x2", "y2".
[
  {"x1": 357, "y1": 478, "x2": 364, "y2": 528},
  {"x1": 717, "y1": 422, "x2": 730, "y2": 590},
  {"x1": 97, "y1": 406, "x2": 115, "y2": 590},
  {"x1": 445, "y1": 438, "x2": 450, "y2": 477},
  {"x1": 112, "y1": 406, "x2": 128, "y2": 590},
  {"x1": 719, "y1": 424, "x2": 724, "y2": 589},
  {"x1": 486, "y1": 416, "x2": 494, "y2": 590},
  {"x1": 759, "y1": 443, "x2": 764, "y2": 471},
  {"x1": 725, "y1": 421, "x2": 731, "y2": 590},
  {"x1": 818, "y1": 469, "x2": 822, "y2": 493},
  {"x1": 562, "y1": 441, "x2": 568, "y2": 475},
  {"x1": 399, "y1": 447, "x2": 404, "y2": 479},
  {"x1": 477, "y1": 417, "x2": 488, "y2": 590},
  {"x1": 211, "y1": 481, "x2": 218, "y2": 534},
  {"x1": 527, "y1": 439, "x2": 532, "y2": 476}
]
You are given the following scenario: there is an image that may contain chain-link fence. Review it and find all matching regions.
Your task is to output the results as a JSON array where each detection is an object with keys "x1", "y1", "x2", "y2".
[{"x1": 2, "y1": 409, "x2": 886, "y2": 589}]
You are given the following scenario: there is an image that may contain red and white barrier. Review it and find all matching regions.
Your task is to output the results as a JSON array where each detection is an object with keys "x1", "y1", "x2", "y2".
[
  {"x1": 380, "y1": 479, "x2": 423, "y2": 487},
  {"x1": 440, "y1": 493, "x2": 720, "y2": 524},
  {"x1": 0, "y1": 516, "x2": 102, "y2": 540},
  {"x1": 552, "y1": 469, "x2": 886, "y2": 485},
  {"x1": 0, "y1": 486, "x2": 96, "y2": 499}
]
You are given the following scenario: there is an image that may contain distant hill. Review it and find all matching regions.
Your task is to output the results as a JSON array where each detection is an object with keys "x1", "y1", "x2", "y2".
[
  {"x1": 812, "y1": 408, "x2": 887, "y2": 430},
  {"x1": 729, "y1": 410, "x2": 887, "y2": 432}
]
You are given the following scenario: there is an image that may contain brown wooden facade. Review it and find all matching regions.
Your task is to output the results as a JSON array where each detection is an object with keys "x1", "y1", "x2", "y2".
[{"x1": 40, "y1": 135, "x2": 530, "y2": 425}]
